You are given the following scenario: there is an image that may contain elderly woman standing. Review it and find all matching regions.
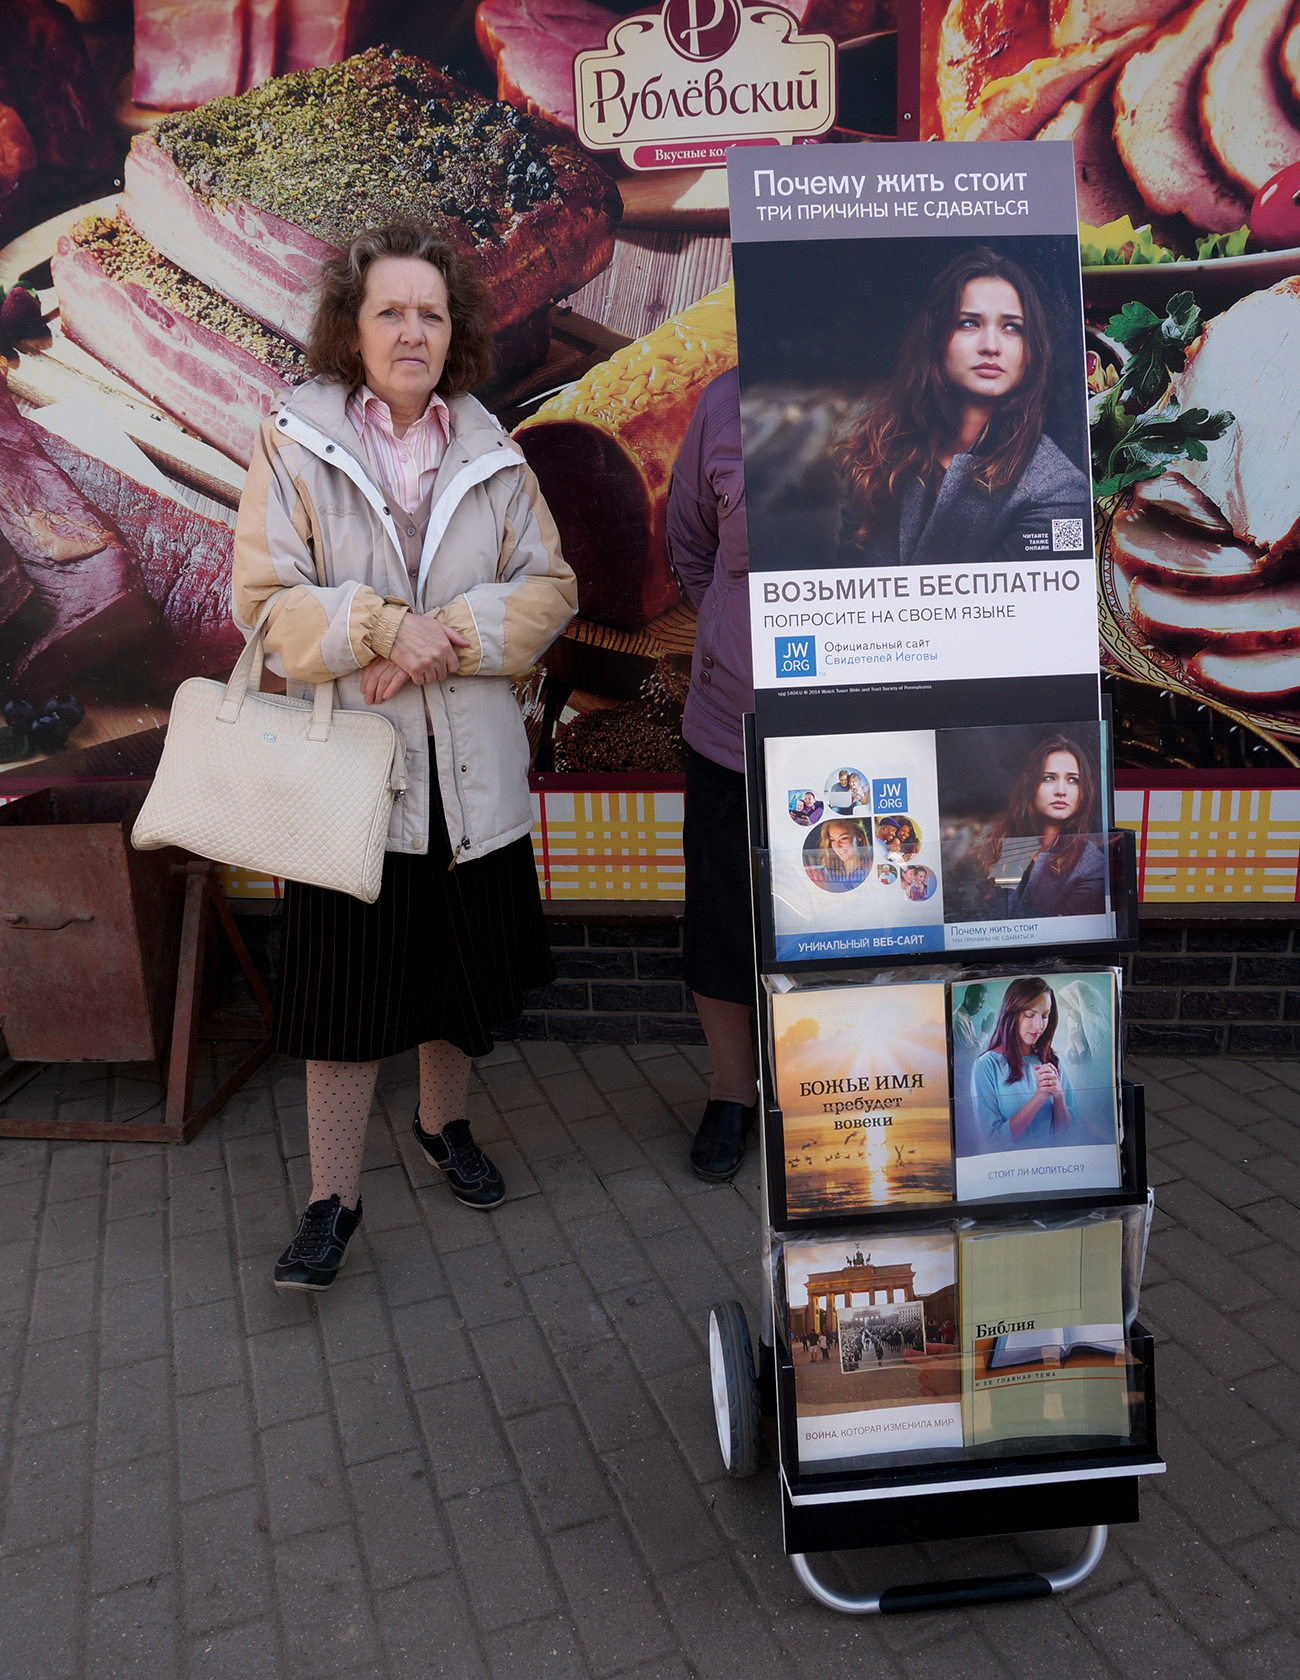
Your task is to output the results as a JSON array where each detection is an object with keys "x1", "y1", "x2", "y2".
[{"x1": 233, "y1": 224, "x2": 576, "y2": 1290}]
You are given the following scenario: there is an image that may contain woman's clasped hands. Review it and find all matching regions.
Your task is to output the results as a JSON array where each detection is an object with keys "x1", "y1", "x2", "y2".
[{"x1": 361, "y1": 612, "x2": 471, "y2": 704}]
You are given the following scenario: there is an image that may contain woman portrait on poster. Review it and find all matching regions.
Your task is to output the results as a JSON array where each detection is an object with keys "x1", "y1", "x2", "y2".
[
  {"x1": 833, "y1": 245, "x2": 1090, "y2": 569},
  {"x1": 804, "y1": 818, "x2": 872, "y2": 892},
  {"x1": 971, "y1": 977, "x2": 1076, "y2": 1146},
  {"x1": 979, "y1": 733, "x2": 1105, "y2": 918}
]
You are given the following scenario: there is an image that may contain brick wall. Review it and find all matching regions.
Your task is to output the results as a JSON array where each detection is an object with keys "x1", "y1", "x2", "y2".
[
  {"x1": 1124, "y1": 925, "x2": 1300, "y2": 1057},
  {"x1": 500, "y1": 918, "x2": 705, "y2": 1046}
]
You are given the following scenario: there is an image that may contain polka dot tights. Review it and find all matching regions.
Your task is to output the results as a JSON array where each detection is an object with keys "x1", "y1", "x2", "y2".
[{"x1": 306, "y1": 1040, "x2": 472, "y2": 1208}]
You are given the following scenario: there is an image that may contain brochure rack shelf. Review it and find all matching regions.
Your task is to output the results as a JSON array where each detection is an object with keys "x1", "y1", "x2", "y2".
[{"x1": 702, "y1": 724, "x2": 1165, "y2": 1617}]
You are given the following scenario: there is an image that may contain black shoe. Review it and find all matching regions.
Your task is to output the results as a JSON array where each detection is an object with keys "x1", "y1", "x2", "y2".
[
  {"x1": 273, "y1": 1194, "x2": 362, "y2": 1291},
  {"x1": 690, "y1": 1099, "x2": 759, "y2": 1183},
  {"x1": 413, "y1": 1109, "x2": 505, "y2": 1209}
]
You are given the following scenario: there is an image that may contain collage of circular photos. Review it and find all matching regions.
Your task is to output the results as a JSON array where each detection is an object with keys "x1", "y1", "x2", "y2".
[{"x1": 788, "y1": 767, "x2": 936, "y2": 902}]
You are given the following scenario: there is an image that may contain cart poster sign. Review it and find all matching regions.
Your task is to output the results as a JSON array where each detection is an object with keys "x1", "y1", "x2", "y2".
[
  {"x1": 732, "y1": 139, "x2": 1118, "y2": 959},
  {"x1": 574, "y1": 1, "x2": 836, "y2": 170}
]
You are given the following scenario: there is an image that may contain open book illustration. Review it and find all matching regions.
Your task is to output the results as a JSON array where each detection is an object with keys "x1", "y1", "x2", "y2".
[{"x1": 987, "y1": 1323, "x2": 1125, "y2": 1370}]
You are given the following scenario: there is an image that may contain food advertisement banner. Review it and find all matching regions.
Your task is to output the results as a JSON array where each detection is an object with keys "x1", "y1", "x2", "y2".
[{"x1": 0, "y1": 1, "x2": 1295, "y2": 907}]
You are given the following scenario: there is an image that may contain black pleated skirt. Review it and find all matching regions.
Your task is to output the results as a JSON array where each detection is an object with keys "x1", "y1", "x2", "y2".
[
  {"x1": 682, "y1": 743, "x2": 756, "y2": 1006},
  {"x1": 274, "y1": 750, "x2": 553, "y2": 1063}
]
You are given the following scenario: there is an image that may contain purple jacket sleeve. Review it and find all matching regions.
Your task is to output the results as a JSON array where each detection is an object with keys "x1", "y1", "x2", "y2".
[{"x1": 666, "y1": 389, "x2": 719, "y2": 610}]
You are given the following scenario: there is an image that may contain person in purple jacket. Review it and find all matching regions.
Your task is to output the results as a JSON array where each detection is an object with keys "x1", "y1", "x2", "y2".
[{"x1": 666, "y1": 367, "x2": 758, "y2": 1181}]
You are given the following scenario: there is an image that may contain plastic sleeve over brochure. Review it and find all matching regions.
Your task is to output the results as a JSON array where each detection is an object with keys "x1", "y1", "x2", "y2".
[{"x1": 768, "y1": 1207, "x2": 1151, "y2": 1478}]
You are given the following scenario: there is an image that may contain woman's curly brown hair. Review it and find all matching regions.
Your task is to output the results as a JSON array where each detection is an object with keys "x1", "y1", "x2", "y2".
[{"x1": 306, "y1": 224, "x2": 494, "y2": 396}]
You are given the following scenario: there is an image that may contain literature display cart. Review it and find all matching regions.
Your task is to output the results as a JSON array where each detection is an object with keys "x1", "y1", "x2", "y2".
[{"x1": 705, "y1": 138, "x2": 1165, "y2": 1614}]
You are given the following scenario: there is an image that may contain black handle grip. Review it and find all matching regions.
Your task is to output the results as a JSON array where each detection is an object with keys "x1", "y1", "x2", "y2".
[{"x1": 879, "y1": 1572, "x2": 1051, "y2": 1614}]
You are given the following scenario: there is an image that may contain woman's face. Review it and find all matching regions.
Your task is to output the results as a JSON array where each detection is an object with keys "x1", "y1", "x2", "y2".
[
  {"x1": 827, "y1": 822, "x2": 858, "y2": 862},
  {"x1": 943, "y1": 277, "x2": 1026, "y2": 402},
  {"x1": 355, "y1": 256, "x2": 453, "y2": 410},
  {"x1": 1017, "y1": 993, "x2": 1053, "y2": 1051},
  {"x1": 1034, "y1": 751, "x2": 1082, "y2": 825}
]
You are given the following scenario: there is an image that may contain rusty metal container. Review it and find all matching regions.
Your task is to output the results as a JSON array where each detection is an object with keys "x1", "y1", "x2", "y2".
[{"x1": 0, "y1": 782, "x2": 187, "y2": 1063}]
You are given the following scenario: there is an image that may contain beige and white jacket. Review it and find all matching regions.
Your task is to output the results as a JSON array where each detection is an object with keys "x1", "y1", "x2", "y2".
[{"x1": 232, "y1": 378, "x2": 577, "y2": 861}]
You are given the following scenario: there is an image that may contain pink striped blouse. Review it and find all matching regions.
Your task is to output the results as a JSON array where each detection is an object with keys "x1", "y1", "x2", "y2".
[{"x1": 346, "y1": 385, "x2": 450, "y2": 513}]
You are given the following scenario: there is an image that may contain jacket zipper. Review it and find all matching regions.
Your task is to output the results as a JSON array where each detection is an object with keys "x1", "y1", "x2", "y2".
[{"x1": 278, "y1": 407, "x2": 515, "y2": 860}]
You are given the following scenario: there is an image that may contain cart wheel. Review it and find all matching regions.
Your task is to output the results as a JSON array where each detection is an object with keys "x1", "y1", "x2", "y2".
[{"x1": 709, "y1": 1300, "x2": 762, "y2": 1477}]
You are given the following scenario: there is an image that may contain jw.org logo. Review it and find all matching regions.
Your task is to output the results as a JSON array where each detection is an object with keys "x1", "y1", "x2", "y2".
[
  {"x1": 774, "y1": 635, "x2": 815, "y2": 678},
  {"x1": 664, "y1": 0, "x2": 742, "y2": 60}
]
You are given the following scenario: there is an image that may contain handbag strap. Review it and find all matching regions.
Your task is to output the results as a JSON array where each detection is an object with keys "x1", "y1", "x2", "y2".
[{"x1": 216, "y1": 597, "x2": 337, "y2": 741}]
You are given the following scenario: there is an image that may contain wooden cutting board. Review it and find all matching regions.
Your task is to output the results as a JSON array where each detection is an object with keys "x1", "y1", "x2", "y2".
[{"x1": 618, "y1": 168, "x2": 731, "y2": 230}]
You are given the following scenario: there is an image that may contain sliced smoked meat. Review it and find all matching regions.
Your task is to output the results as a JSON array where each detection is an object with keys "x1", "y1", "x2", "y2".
[
  {"x1": 242, "y1": 0, "x2": 278, "y2": 89},
  {"x1": 1035, "y1": 65, "x2": 1147, "y2": 227},
  {"x1": 1201, "y1": 0, "x2": 1300, "y2": 195},
  {"x1": 1050, "y1": 0, "x2": 1184, "y2": 48},
  {"x1": 1113, "y1": 0, "x2": 1251, "y2": 234},
  {"x1": 957, "y1": 24, "x2": 1157, "y2": 140},
  {"x1": 276, "y1": 0, "x2": 384, "y2": 73},
  {"x1": 0, "y1": 383, "x2": 156, "y2": 693},
  {"x1": 1169, "y1": 277, "x2": 1300, "y2": 556},
  {"x1": 53, "y1": 213, "x2": 306, "y2": 468},
  {"x1": 122, "y1": 49, "x2": 620, "y2": 348},
  {"x1": 36, "y1": 428, "x2": 244, "y2": 686},
  {"x1": 133, "y1": 0, "x2": 246, "y2": 110},
  {"x1": 1189, "y1": 644, "x2": 1300, "y2": 702},
  {"x1": 476, "y1": 0, "x2": 615, "y2": 133},
  {"x1": 1132, "y1": 471, "x2": 1233, "y2": 534},
  {"x1": 5, "y1": 0, "x2": 115, "y2": 182},
  {"x1": 1126, "y1": 571, "x2": 1300, "y2": 651},
  {"x1": 515, "y1": 283, "x2": 735, "y2": 629},
  {"x1": 1110, "y1": 507, "x2": 1271, "y2": 593},
  {"x1": 938, "y1": 0, "x2": 1050, "y2": 139}
]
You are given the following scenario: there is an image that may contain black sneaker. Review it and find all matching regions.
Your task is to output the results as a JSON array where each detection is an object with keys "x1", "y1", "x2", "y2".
[
  {"x1": 413, "y1": 1109, "x2": 505, "y2": 1208},
  {"x1": 273, "y1": 1194, "x2": 363, "y2": 1291},
  {"x1": 690, "y1": 1099, "x2": 758, "y2": 1183}
]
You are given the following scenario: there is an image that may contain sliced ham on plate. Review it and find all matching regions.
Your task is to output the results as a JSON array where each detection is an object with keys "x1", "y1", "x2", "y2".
[
  {"x1": 1113, "y1": 0, "x2": 1251, "y2": 235},
  {"x1": 1049, "y1": 0, "x2": 1185, "y2": 49},
  {"x1": 476, "y1": 0, "x2": 615, "y2": 133},
  {"x1": 1201, "y1": 0, "x2": 1300, "y2": 195},
  {"x1": 956, "y1": 23, "x2": 1156, "y2": 141},
  {"x1": 1133, "y1": 472, "x2": 1233, "y2": 534},
  {"x1": 1126, "y1": 571, "x2": 1300, "y2": 651},
  {"x1": 1035, "y1": 63, "x2": 1148, "y2": 227},
  {"x1": 937, "y1": 0, "x2": 1050, "y2": 140},
  {"x1": 1189, "y1": 644, "x2": 1300, "y2": 701},
  {"x1": 132, "y1": 0, "x2": 246, "y2": 110},
  {"x1": 1110, "y1": 506, "x2": 1271, "y2": 593},
  {"x1": 1170, "y1": 276, "x2": 1300, "y2": 556}
]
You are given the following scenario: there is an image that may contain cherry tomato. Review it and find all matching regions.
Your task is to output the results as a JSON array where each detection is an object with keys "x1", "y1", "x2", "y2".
[{"x1": 1251, "y1": 161, "x2": 1300, "y2": 250}]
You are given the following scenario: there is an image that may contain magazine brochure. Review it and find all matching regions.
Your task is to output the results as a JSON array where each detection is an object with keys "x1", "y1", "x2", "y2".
[
  {"x1": 771, "y1": 981, "x2": 953, "y2": 1217},
  {"x1": 763, "y1": 723, "x2": 1113, "y2": 962},
  {"x1": 951, "y1": 971, "x2": 1122, "y2": 1200},
  {"x1": 783, "y1": 1233, "x2": 961, "y2": 1470},
  {"x1": 959, "y1": 1222, "x2": 1129, "y2": 1446}
]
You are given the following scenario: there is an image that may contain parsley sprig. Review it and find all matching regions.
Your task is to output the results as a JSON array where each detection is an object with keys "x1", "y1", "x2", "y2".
[{"x1": 1090, "y1": 290, "x2": 1234, "y2": 500}]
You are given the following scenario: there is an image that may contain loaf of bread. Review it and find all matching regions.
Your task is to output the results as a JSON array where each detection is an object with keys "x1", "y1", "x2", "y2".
[{"x1": 514, "y1": 282, "x2": 736, "y2": 630}]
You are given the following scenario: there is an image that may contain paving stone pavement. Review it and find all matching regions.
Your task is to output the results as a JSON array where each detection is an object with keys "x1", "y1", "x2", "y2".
[{"x1": 1, "y1": 1044, "x2": 1298, "y2": 1679}]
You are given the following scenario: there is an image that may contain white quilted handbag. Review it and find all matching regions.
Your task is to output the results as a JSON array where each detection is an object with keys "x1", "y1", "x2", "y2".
[{"x1": 132, "y1": 603, "x2": 407, "y2": 903}]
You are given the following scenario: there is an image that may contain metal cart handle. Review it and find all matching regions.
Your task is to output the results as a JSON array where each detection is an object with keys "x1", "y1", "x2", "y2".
[{"x1": 791, "y1": 1525, "x2": 1108, "y2": 1615}]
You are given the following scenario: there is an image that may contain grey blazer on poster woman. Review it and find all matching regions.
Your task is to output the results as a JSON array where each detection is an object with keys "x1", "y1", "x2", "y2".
[
  {"x1": 838, "y1": 433, "x2": 1091, "y2": 569},
  {"x1": 1008, "y1": 838, "x2": 1106, "y2": 919}
]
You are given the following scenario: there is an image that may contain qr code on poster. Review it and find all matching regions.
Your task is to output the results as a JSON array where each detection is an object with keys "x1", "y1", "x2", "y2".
[{"x1": 1051, "y1": 517, "x2": 1085, "y2": 553}]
